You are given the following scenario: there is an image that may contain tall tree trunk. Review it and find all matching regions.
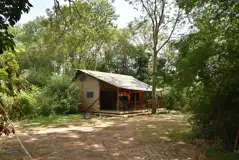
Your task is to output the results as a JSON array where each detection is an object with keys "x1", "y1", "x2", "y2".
[
  {"x1": 151, "y1": 16, "x2": 159, "y2": 114},
  {"x1": 152, "y1": 49, "x2": 157, "y2": 114}
]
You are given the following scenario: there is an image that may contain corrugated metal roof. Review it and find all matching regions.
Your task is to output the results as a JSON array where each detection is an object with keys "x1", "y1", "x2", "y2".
[{"x1": 78, "y1": 69, "x2": 154, "y2": 91}]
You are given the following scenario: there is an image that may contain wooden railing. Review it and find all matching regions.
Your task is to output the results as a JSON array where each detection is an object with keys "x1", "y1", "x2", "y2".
[
  {"x1": 146, "y1": 98, "x2": 165, "y2": 108},
  {"x1": 119, "y1": 100, "x2": 148, "y2": 111}
]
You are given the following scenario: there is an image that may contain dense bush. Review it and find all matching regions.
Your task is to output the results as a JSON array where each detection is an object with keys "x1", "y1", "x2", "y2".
[
  {"x1": 38, "y1": 75, "x2": 81, "y2": 116},
  {"x1": 174, "y1": 1, "x2": 239, "y2": 151},
  {"x1": 162, "y1": 87, "x2": 185, "y2": 110},
  {"x1": 0, "y1": 93, "x2": 19, "y2": 119},
  {"x1": 18, "y1": 85, "x2": 40, "y2": 118},
  {"x1": 1, "y1": 75, "x2": 81, "y2": 119},
  {"x1": 186, "y1": 79, "x2": 239, "y2": 151}
]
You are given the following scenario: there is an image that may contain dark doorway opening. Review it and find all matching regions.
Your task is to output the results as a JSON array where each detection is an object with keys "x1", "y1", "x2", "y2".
[{"x1": 100, "y1": 90, "x2": 117, "y2": 110}]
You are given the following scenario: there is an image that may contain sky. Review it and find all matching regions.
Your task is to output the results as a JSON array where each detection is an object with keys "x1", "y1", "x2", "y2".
[{"x1": 18, "y1": 0, "x2": 141, "y2": 28}]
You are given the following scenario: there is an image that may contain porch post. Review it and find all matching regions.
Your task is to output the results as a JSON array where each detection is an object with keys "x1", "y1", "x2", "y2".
[
  {"x1": 134, "y1": 91, "x2": 136, "y2": 110},
  {"x1": 140, "y1": 91, "x2": 142, "y2": 109},
  {"x1": 117, "y1": 87, "x2": 119, "y2": 111}
]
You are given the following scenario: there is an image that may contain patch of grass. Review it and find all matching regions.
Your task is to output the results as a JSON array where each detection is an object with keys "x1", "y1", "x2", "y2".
[
  {"x1": 207, "y1": 148, "x2": 239, "y2": 160},
  {"x1": 167, "y1": 127, "x2": 192, "y2": 143},
  {"x1": 136, "y1": 120, "x2": 192, "y2": 143},
  {"x1": 21, "y1": 114, "x2": 84, "y2": 128}
]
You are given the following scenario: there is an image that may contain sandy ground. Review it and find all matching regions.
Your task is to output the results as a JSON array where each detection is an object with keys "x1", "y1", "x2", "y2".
[{"x1": 0, "y1": 114, "x2": 205, "y2": 160}]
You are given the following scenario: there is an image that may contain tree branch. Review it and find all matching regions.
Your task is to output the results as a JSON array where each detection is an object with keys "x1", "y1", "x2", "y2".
[
  {"x1": 153, "y1": 0, "x2": 159, "y2": 31},
  {"x1": 164, "y1": 1, "x2": 174, "y2": 10},
  {"x1": 140, "y1": 0, "x2": 155, "y2": 25},
  {"x1": 54, "y1": 0, "x2": 71, "y2": 28},
  {"x1": 154, "y1": 0, "x2": 158, "y2": 25},
  {"x1": 158, "y1": 0, "x2": 165, "y2": 29},
  {"x1": 157, "y1": 9, "x2": 181, "y2": 53},
  {"x1": 158, "y1": 19, "x2": 171, "y2": 31},
  {"x1": 68, "y1": 0, "x2": 88, "y2": 23}
]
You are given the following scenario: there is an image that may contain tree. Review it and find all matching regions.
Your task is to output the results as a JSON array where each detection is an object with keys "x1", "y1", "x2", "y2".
[
  {"x1": 126, "y1": 0, "x2": 183, "y2": 114},
  {"x1": 0, "y1": 0, "x2": 32, "y2": 54},
  {"x1": 47, "y1": 0, "x2": 117, "y2": 73},
  {"x1": 174, "y1": 0, "x2": 239, "y2": 151},
  {"x1": 97, "y1": 29, "x2": 137, "y2": 75},
  {"x1": 13, "y1": 0, "x2": 117, "y2": 86},
  {"x1": 133, "y1": 45, "x2": 151, "y2": 83}
]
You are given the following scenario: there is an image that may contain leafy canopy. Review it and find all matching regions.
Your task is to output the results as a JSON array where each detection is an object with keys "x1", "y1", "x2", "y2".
[{"x1": 0, "y1": 0, "x2": 32, "y2": 53}]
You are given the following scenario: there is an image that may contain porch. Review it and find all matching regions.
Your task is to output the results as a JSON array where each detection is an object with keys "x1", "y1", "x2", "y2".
[
  {"x1": 99, "y1": 80, "x2": 152, "y2": 112},
  {"x1": 98, "y1": 109, "x2": 151, "y2": 116}
]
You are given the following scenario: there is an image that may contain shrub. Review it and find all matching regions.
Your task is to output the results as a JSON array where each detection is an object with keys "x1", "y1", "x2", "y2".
[
  {"x1": 186, "y1": 79, "x2": 239, "y2": 151},
  {"x1": 38, "y1": 75, "x2": 81, "y2": 116},
  {"x1": 18, "y1": 85, "x2": 40, "y2": 118},
  {"x1": 0, "y1": 93, "x2": 19, "y2": 119},
  {"x1": 23, "y1": 69, "x2": 51, "y2": 87},
  {"x1": 37, "y1": 96, "x2": 54, "y2": 116},
  {"x1": 163, "y1": 87, "x2": 184, "y2": 110}
]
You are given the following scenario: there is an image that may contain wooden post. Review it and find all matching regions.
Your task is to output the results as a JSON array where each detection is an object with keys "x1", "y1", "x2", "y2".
[
  {"x1": 98, "y1": 81, "x2": 101, "y2": 112},
  {"x1": 117, "y1": 87, "x2": 119, "y2": 111},
  {"x1": 134, "y1": 91, "x2": 136, "y2": 110},
  {"x1": 140, "y1": 91, "x2": 142, "y2": 110}
]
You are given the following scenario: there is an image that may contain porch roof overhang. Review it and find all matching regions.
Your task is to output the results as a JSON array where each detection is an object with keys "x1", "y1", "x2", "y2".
[{"x1": 76, "y1": 69, "x2": 162, "y2": 92}]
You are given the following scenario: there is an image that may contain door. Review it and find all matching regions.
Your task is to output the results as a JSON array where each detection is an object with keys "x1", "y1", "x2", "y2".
[{"x1": 100, "y1": 90, "x2": 116, "y2": 110}]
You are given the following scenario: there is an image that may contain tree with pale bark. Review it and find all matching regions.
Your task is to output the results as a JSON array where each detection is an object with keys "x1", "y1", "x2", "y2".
[{"x1": 126, "y1": 0, "x2": 183, "y2": 114}]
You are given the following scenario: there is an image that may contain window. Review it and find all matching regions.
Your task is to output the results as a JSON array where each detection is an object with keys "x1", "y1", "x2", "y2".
[{"x1": 87, "y1": 91, "x2": 94, "y2": 98}]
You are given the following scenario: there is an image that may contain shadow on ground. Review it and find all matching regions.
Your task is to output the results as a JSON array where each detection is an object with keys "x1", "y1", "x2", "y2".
[{"x1": 0, "y1": 114, "x2": 203, "y2": 160}]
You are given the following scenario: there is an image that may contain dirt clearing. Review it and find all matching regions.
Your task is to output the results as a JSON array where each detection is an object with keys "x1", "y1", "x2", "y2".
[{"x1": 0, "y1": 114, "x2": 205, "y2": 160}]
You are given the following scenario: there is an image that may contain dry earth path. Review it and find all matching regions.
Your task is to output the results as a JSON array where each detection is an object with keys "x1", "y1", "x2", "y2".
[{"x1": 0, "y1": 114, "x2": 204, "y2": 160}]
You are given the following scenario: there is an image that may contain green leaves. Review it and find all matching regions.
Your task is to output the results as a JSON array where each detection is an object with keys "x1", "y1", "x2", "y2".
[
  {"x1": 0, "y1": 0, "x2": 32, "y2": 54},
  {"x1": 0, "y1": 51, "x2": 20, "y2": 95},
  {"x1": 174, "y1": 0, "x2": 239, "y2": 151},
  {"x1": 13, "y1": 0, "x2": 118, "y2": 82},
  {"x1": 0, "y1": 32, "x2": 15, "y2": 54},
  {"x1": 37, "y1": 75, "x2": 81, "y2": 116}
]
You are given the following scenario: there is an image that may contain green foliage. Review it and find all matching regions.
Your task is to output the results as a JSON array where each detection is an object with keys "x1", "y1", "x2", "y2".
[
  {"x1": 18, "y1": 85, "x2": 40, "y2": 118},
  {"x1": 163, "y1": 87, "x2": 184, "y2": 110},
  {"x1": 207, "y1": 147, "x2": 239, "y2": 160},
  {"x1": 133, "y1": 46, "x2": 151, "y2": 83},
  {"x1": 0, "y1": 93, "x2": 19, "y2": 119},
  {"x1": 0, "y1": 50, "x2": 25, "y2": 120},
  {"x1": 11, "y1": 0, "x2": 153, "y2": 88},
  {"x1": 0, "y1": 49, "x2": 33, "y2": 122},
  {"x1": 174, "y1": 0, "x2": 239, "y2": 151},
  {"x1": 22, "y1": 114, "x2": 84, "y2": 128},
  {"x1": 25, "y1": 69, "x2": 52, "y2": 87},
  {"x1": 38, "y1": 75, "x2": 81, "y2": 116},
  {"x1": 0, "y1": 51, "x2": 19, "y2": 95},
  {"x1": 13, "y1": 0, "x2": 117, "y2": 81},
  {"x1": 126, "y1": 0, "x2": 183, "y2": 114},
  {"x1": 97, "y1": 29, "x2": 137, "y2": 75},
  {"x1": 0, "y1": 0, "x2": 32, "y2": 53}
]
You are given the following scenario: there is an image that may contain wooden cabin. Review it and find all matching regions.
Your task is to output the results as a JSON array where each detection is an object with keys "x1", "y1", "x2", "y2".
[{"x1": 73, "y1": 69, "x2": 162, "y2": 115}]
